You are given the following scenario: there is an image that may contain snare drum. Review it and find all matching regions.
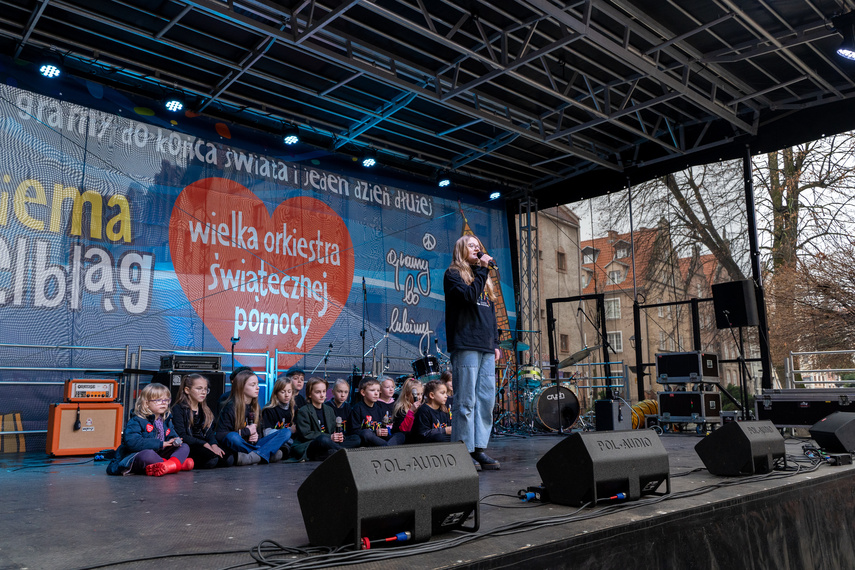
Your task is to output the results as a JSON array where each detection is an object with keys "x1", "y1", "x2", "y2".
[
  {"x1": 527, "y1": 385, "x2": 580, "y2": 432},
  {"x1": 517, "y1": 365, "x2": 543, "y2": 389},
  {"x1": 412, "y1": 356, "x2": 441, "y2": 382}
]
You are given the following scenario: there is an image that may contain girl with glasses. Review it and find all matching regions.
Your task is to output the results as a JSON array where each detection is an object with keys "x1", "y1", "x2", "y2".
[
  {"x1": 106, "y1": 383, "x2": 192, "y2": 476},
  {"x1": 171, "y1": 374, "x2": 231, "y2": 469}
]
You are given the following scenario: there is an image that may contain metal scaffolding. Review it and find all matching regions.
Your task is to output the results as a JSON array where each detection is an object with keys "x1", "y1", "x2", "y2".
[{"x1": 518, "y1": 196, "x2": 541, "y2": 367}]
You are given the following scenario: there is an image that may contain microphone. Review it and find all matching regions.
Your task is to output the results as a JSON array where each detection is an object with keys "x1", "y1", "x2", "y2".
[
  {"x1": 476, "y1": 251, "x2": 497, "y2": 269},
  {"x1": 335, "y1": 416, "x2": 343, "y2": 433},
  {"x1": 412, "y1": 388, "x2": 419, "y2": 402}
]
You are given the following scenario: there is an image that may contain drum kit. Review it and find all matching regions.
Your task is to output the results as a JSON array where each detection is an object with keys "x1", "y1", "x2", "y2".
[{"x1": 495, "y1": 345, "x2": 602, "y2": 433}]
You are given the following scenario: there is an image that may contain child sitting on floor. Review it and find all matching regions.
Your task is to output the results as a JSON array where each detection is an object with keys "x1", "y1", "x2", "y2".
[
  {"x1": 171, "y1": 374, "x2": 231, "y2": 469},
  {"x1": 379, "y1": 376, "x2": 396, "y2": 405},
  {"x1": 262, "y1": 378, "x2": 297, "y2": 441},
  {"x1": 391, "y1": 377, "x2": 424, "y2": 443},
  {"x1": 216, "y1": 369, "x2": 290, "y2": 465},
  {"x1": 107, "y1": 383, "x2": 192, "y2": 476},
  {"x1": 325, "y1": 378, "x2": 352, "y2": 432},
  {"x1": 348, "y1": 377, "x2": 405, "y2": 446},
  {"x1": 412, "y1": 379, "x2": 452, "y2": 443},
  {"x1": 293, "y1": 377, "x2": 361, "y2": 461}
]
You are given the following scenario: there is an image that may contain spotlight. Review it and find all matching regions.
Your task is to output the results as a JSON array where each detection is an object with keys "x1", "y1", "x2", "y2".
[
  {"x1": 833, "y1": 12, "x2": 855, "y2": 60},
  {"x1": 361, "y1": 149, "x2": 377, "y2": 168},
  {"x1": 38, "y1": 56, "x2": 62, "y2": 79},
  {"x1": 282, "y1": 124, "x2": 300, "y2": 145},
  {"x1": 437, "y1": 171, "x2": 452, "y2": 187},
  {"x1": 489, "y1": 191, "x2": 501, "y2": 200},
  {"x1": 164, "y1": 95, "x2": 184, "y2": 113}
]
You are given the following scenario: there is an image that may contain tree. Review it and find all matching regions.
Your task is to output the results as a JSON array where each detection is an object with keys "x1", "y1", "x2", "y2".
[{"x1": 583, "y1": 132, "x2": 855, "y2": 386}]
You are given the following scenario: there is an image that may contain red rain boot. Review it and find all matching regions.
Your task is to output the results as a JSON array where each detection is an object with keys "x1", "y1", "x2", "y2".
[
  {"x1": 145, "y1": 457, "x2": 182, "y2": 477},
  {"x1": 180, "y1": 458, "x2": 194, "y2": 471}
]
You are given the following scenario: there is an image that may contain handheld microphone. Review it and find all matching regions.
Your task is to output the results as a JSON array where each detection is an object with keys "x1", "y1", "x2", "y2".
[
  {"x1": 476, "y1": 251, "x2": 497, "y2": 269},
  {"x1": 335, "y1": 416, "x2": 343, "y2": 433},
  {"x1": 412, "y1": 388, "x2": 419, "y2": 402}
]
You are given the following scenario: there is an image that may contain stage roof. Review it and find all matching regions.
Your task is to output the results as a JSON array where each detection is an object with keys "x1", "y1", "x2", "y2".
[{"x1": 4, "y1": 0, "x2": 855, "y2": 207}]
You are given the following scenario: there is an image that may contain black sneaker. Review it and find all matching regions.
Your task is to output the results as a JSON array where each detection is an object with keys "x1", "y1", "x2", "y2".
[
  {"x1": 471, "y1": 451, "x2": 500, "y2": 470},
  {"x1": 471, "y1": 457, "x2": 482, "y2": 472}
]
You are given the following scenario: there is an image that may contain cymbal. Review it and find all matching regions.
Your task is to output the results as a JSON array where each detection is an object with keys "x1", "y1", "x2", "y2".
[
  {"x1": 499, "y1": 339, "x2": 530, "y2": 351},
  {"x1": 557, "y1": 345, "x2": 602, "y2": 369}
]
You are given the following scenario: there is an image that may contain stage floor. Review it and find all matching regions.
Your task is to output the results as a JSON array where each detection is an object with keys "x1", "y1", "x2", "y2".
[{"x1": 1, "y1": 429, "x2": 852, "y2": 570}]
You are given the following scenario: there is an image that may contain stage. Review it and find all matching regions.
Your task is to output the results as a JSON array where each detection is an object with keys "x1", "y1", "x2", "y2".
[{"x1": 2, "y1": 430, "x2": 854, "y2": 570}]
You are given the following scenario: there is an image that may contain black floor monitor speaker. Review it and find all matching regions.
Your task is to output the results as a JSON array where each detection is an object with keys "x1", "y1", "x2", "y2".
[
  {"x1": 297, "y1": 442, "x2": 479, "y2": 548},
  {"x1": 711, "y1": 279, "x2": 759, "y2": 329},
  {"x1": 694, "y1": 420, "x2": 784, "y2": 476},
  {"x1": 809, "y1": 412, "x2": 855, "y2": 453},
  {"x1": 536, "y1": 430, "x2": 670, "y2": 507}
]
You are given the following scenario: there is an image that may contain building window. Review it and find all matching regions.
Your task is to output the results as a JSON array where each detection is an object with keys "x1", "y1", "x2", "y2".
[
  {"x1": 605, "y1": 298, "x2": 620, "y2": 319},
  {"x1": 607, "y1": 331, "x2": 622, "y2": 352},
  {"x1": 581, "y1": 271, "x2": 591, "y2": 289},
  {"x1": 582, "y1": 248, "x2": 598, "y2": 264},
  {"x1": 615, "y1": 245, "x2": 629, "y2": 259},
  {"x1": 657, "y1": 299, "x2": 664, "y2": 318},
  {"x1": 608, "y1": 269, "x2": 622, "y2": 284},
  {"x1": 560, "y1": 334, "x2": 569, "y2": 353},
  {"x1": 540, "y1": 309, "x2": 546, "y2": 320},
  {"x1": 557, "y1": 250, "x2": 566, "y2": 272},
  {"x1": 659, "y1": 331, "x2": 667, "y2": 351}
]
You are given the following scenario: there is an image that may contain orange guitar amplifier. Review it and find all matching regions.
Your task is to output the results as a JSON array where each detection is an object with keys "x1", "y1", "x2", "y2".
[
  {"x1": 46, "y1": 403, "x2": 123, "y2": 456},
  {"x1": 64, "y1": 379, "x2": 118, "y2": 402}
]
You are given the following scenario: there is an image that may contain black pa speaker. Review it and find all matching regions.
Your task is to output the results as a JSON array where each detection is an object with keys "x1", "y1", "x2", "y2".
[
  {"x1": 297, "y1": 442, "x2": 479, "y2": 547},
  {"x1": 536, "y1": 430, "x2": 670, "y2": 507},
  {"x1": 694, "y1": 420, "x2": 784, "y2": 476},
  {"x1": 153, "y1": 370, "x2": 226, "y2": 413},
  {"x1": 711, "y1": 279, "x2": 759, "y2": 329},
  {"x1": 809, "y1": 412, "x2": 855, "y2": 453}
]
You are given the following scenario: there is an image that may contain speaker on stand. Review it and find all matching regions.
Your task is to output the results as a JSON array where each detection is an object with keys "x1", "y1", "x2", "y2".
[{"x1": 711, "y1": 280, "x2": 760, "y2": 420}]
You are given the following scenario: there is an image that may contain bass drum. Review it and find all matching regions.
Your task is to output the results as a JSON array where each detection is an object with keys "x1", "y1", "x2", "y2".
[
  {"x1": 528, "y1": 385, "x2": 580, "y2": 432},
  {"x1": 412, "y1": 356, "x2": 441, "y2": 382}
]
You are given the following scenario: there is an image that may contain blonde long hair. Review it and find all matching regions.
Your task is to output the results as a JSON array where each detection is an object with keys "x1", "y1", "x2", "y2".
[
  {"x1": 448, "y1": 235, "x2": 497, "y2": 302},
  {"x1": 229, "y1": 369, "x2": 261, "y2": 429},
  {"x1": 393, "y1": 377, "x2": 424, "y2": 417}
]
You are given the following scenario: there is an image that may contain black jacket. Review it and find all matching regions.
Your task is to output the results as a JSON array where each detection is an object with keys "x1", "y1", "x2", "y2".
[
  {"x1": 215, "y1": 401, "x2": 257, "y2": 441},
  {"x1": 443, "y1": 265, "x2": 498, "y2": 353},
  {"x1": 412, "y1": 405, "x2": 451, "y2": 442},
  {"x1": 171, "y1": 402, "x2": 217, "y2": 447}
]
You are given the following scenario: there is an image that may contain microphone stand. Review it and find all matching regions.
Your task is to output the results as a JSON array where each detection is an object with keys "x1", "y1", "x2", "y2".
[
  {"x1": 363, "y1": 330, "x2": 389, "y2": 374},
  {"x1": 230, "y1": 337, "x2": 240, "y2": 372},
  {"x1": 311, "y1": 343, "x2": 334, "y2": 381}
]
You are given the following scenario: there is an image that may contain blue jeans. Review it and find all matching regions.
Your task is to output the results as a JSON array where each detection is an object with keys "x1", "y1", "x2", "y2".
[
  {"x1": 221, "y1": 429, "x2": 290, "y2": 462},
  {"x1": 450, "y1": 349, "x2": 495, "y2": 453}
]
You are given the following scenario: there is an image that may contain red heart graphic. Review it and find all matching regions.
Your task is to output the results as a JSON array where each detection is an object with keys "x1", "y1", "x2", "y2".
[{"x1": 170, "y1": 178, "x2": 354, "y2": 370}]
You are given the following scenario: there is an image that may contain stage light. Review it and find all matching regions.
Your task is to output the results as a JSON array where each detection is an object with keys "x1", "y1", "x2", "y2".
[
  {"x1": 833, "y1": 12, "x2": 855, "y2": 60},
  {"x1": 282, "y1": 124, "x2": 300, "y2": 145},
  {"x1": 489, "y1": 191, "x2": 501, "y2": 200},
  {"x1": 361, "y1": 150, "x2": 377, "y2": 168},
  {"x1": 164, "y1": 96, "x2": 184, "y2": 113},
  {"x1": 437, "y1": 171, "x2": 451, "y2": 187},
  {"x1": 38, "y1": 57, "x2": 62, "y2": 79}
]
